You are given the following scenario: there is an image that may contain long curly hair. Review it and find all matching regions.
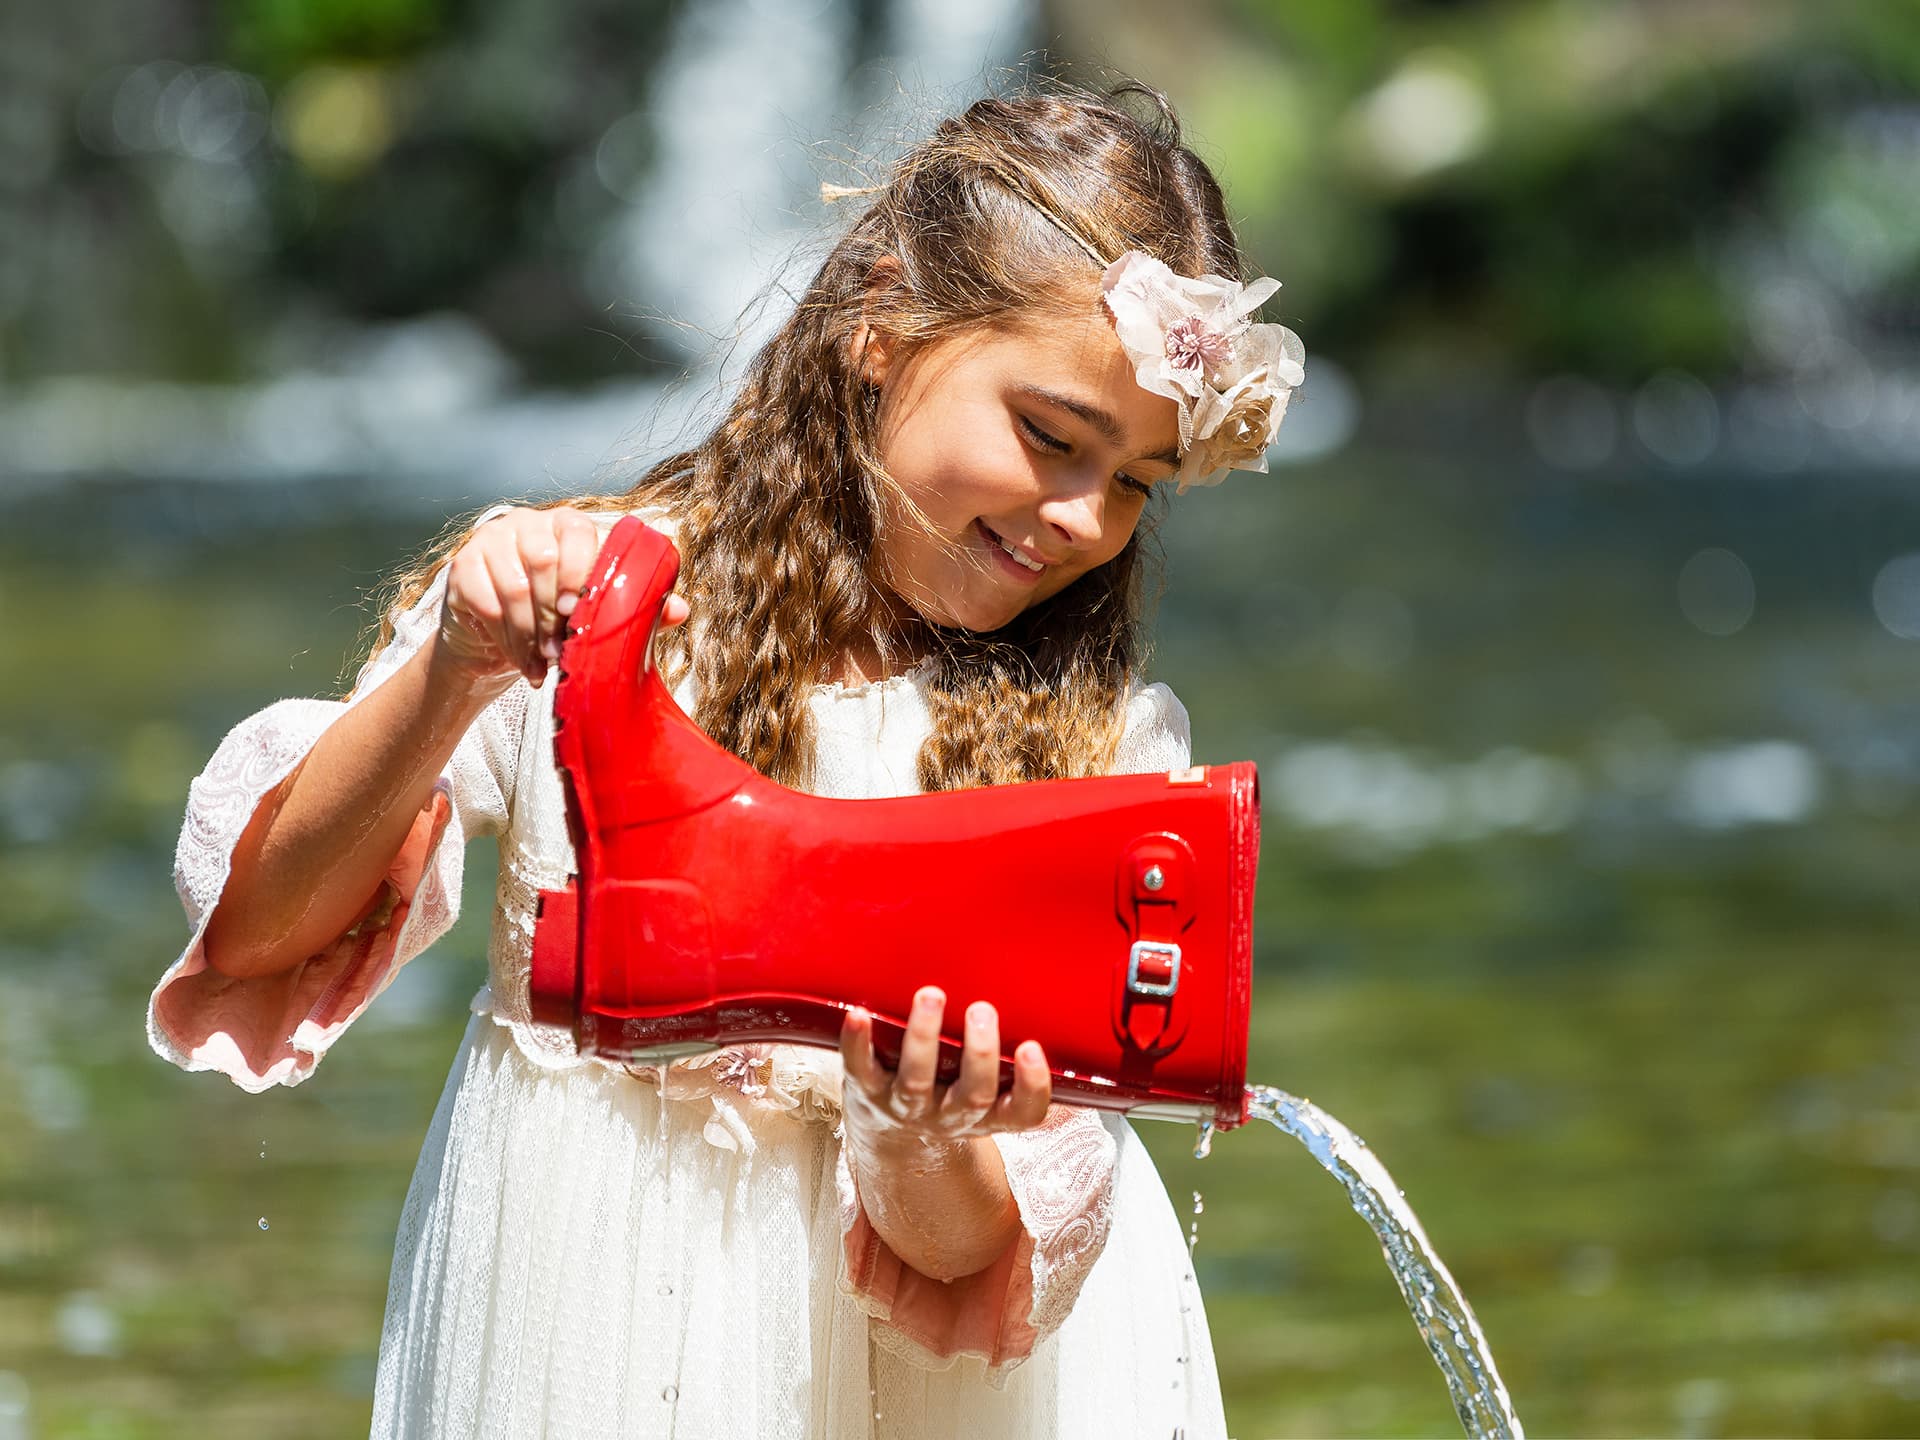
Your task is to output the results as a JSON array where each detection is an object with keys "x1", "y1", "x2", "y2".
[{"x1": 370, "y1": 81, "x2": 1247, "y2": 792}]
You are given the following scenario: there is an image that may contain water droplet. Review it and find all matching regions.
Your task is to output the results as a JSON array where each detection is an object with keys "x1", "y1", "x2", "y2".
[
  {"x1": 661, "y1": 1385, "x2": 678, "y2": 1403},
  {"x1": 257, "y1": 1217, "x2": 269, "y2": 1231},
  {"x1": 1192, "y1": 1119, "x2": 1215, "y2": 1160}
]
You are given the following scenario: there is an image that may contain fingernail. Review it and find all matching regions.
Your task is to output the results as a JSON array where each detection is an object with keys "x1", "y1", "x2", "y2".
[
  {"x1": 1017, "y1": 1041, "x2": 1041, "y2": 1064},
  {"x1": 541, "y1": 637, "x2": 560, "y2": 660},
  {"x1": 557, "y1": 592, "x2": 578, "y2": 616},
  {"x1": 967, "y1": 1001, "x2": 991, "y2": 1027},
  {"x1": 916, "y1": 987, "x2": 943, "y2": 1010}
]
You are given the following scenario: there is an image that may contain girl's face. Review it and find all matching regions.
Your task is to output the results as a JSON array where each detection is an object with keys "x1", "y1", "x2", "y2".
[{"x1": 865, "y1": 305, "x2": 1182, "y2": 635}]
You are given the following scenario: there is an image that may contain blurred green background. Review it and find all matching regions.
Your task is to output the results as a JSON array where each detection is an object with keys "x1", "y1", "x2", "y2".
[{"x1": 3, "y1": 0, "x2": 1919, "y2": 1436}]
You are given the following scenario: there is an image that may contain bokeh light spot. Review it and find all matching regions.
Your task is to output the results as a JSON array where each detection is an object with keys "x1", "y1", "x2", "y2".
[
  {"x1": 1871, "y1": 552, "x2": 1920, "y2": 638},
  {"x1": 1677, "y1": 547, "x2": 1754, "y2": 636},
  {"x1": 278, "y1": 66, "x2": 393, "y2": 181},
  {"x1": 1349, "y1": 51, "x2": 1492, "y2": 184},
  {"x1": 1634, "y1": 371, "x2": 1719, "y2": 465}
]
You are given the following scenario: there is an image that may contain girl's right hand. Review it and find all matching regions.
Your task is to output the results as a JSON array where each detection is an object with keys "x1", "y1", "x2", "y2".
[{"x1": 434, "y1": 506, "x2": 690, "y2": 693}]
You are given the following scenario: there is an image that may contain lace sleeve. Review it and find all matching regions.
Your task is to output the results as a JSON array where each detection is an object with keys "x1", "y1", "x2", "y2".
[
  {"x1": 830, "y1": 678, "x2": 1195, "y2": 1384},
  {"x1": 146, "y1": 557, "x2": 524, "y2": 1093}
]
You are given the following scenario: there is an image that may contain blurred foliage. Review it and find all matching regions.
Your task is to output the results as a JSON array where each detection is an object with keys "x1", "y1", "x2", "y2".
[
  {"x1": 224, "y1": 0, "x2": 451, "y2": 74},
  {"x1": 2, "y1": 0, "x2": 1916, "y2": 389},
  {"x1": 1064, "y1": 0, "x2": 1919, "y2": 385}
]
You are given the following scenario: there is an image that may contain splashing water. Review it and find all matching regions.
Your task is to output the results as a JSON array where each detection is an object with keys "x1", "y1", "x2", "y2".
[{"x1": 1241, "y1": 1085, "x2": 1524, "y2": 1439}]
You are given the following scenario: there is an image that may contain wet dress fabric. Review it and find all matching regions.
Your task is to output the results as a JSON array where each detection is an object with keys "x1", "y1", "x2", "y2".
[{"x1": 147, "y1": 507, "x2": 1228, "y2": 1439}]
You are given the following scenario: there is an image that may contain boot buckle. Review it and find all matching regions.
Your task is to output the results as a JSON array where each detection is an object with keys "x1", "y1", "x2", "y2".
[{"x1": 1126, "y1": 939, "x2": 1182, "y2": 998}]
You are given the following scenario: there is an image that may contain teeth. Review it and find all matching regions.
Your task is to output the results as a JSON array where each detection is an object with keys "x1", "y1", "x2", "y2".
[{"x1": 989, "y1": 527, "x2": 1045, "y2": 572}]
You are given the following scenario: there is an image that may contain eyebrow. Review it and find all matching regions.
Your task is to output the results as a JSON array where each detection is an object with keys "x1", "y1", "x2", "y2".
[{"x1": 1013, "y1": 383, "x2": 1181, "y2": 466}]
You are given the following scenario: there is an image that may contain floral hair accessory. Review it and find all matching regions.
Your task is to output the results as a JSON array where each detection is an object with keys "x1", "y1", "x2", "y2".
[{"x1": 1100, "y1": 251, "x2": 1306, "y2": 493}]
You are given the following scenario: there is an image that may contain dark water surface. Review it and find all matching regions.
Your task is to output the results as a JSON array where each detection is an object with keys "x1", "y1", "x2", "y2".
[{"x1": 2, "y1": 453, "x2": 1917, "y2": 1436}]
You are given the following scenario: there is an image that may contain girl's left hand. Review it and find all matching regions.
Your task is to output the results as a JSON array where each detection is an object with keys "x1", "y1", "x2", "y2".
[{"x1": 839, "y1": 986, "x2": 1051, "y2": 1147}]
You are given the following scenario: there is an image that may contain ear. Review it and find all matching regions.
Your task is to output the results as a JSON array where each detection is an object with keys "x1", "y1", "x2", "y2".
[
  {"x1": 850, "y1": 323, "x2": 896, "y2": 387},
  {"x1": 850, "y1": 254, "x2": 905, "y2": 387}
]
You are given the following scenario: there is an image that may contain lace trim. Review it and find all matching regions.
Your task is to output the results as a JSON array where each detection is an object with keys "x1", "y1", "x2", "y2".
[
  {"x1": 810, "y1": 655, "x2": 937, "y2": 700},
  {"x1": 993, "y1": 1110, "x2": 1118, "y2": 1338}
]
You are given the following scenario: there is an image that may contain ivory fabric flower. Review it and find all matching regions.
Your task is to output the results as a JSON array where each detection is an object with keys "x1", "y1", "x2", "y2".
[
  {"x1": 1100, "y1": 251, "x2": 1306, "y2": 492},
  {"x1": 628, "y1": 1043, "x2": 846, "y2": 1157}
]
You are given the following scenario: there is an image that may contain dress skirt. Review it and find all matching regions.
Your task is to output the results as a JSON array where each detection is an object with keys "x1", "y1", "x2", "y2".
[{"x1": 369, "y1": 1011, "x2": 1228, "y2": 1439}]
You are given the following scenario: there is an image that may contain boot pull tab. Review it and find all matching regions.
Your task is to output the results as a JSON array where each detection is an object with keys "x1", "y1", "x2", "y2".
[{"x1": 1114, "y1": 833, "x2": 1196, "y2": 1056}]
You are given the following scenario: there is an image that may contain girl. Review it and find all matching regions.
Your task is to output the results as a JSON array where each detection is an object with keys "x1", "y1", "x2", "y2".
[{"x1": 147, "y1": 83, "x2": 1302, "y2": 1438}]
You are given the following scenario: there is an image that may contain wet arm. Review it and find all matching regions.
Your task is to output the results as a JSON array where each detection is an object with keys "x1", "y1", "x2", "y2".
[
  {"x1": 199, "y1": 634, "x2": 507, "y2": 981},
  {"x1": 843, "y1": 1131, "x2": 1021, "y2": 1282}
]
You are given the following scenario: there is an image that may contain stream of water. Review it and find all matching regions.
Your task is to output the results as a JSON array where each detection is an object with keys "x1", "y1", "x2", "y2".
[{"x1": 1225, "y1": 1084, "x2": 1525, "y2": 1439}]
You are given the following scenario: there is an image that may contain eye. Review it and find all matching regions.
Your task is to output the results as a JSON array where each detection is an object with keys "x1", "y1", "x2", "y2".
[
  {"x1": 1020, "y1": 416, "x2": 1155, "y2": 498},
  {"x1": 1017, "y1": 415, "x2": 1070, "y2": 453}
]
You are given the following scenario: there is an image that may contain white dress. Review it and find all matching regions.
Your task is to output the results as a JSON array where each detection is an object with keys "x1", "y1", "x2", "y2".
[{"x1": 147, "y1": 507, "x2": 1228, "y2": 1440}]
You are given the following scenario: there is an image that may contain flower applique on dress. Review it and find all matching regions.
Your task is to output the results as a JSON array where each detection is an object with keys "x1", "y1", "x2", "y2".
[{"x1": 626, "y1": 1043, "x2": 846, "y2": 1157}]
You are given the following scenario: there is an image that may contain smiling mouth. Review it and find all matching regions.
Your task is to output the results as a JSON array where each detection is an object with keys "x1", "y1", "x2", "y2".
[{"x1": 976, "y1": 519, "x2": 1047, "y2": 575}]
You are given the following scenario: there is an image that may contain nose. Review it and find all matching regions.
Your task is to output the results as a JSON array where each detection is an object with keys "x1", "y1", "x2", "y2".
[{"x1": 1035, "y1": 468, "x2": 1109, "y2": 553}]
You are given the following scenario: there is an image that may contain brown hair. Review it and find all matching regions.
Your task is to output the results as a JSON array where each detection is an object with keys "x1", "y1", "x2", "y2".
[{"x1": 371, "y1": 81, "x2": 1247, "y2": 792}]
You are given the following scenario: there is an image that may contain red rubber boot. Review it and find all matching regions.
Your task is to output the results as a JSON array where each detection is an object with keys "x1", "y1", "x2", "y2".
[{"x1": 530, "y1": 516, "x2": 1259, "y2": 1128}]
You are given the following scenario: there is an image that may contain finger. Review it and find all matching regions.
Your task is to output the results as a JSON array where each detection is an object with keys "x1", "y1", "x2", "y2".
[
  {"x1": 838, "y1": 1006, "x2": 884, "y2": 1095},
  {"x1": 938, "y1": 1000, "x2": 1001, "y2": 1126},
  {"x1": 553, "y1": 508, "x2": 601, "y2": 624},
  {"x1": 481, "y1": 531, "x2": 542, "y2": 683},
  {"x1": 518, "y1": 518, "x2": 563, "y2": 663},
  {"x1": 660, "y1": 592, "x2": 690, "y2": 630},
  {"x1": 892, "y1": 986, "x2": 945, "y2": 1118},
  {"x1": 444, "y1": 545, "x2": 500, "y2": 638},
  {"x1": 442, "y1": 546, "x2": 510, "y2": 673},
  {"x1": 987, "y1": 1040, "x2": 1051, "y2": 1132}
]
